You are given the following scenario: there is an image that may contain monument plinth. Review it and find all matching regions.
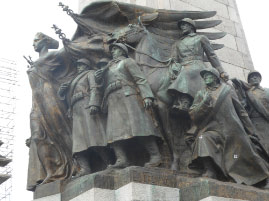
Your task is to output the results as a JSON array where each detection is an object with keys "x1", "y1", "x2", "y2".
[{"x1": 33, "y1": 166, "x2": 269, "y2": 201}]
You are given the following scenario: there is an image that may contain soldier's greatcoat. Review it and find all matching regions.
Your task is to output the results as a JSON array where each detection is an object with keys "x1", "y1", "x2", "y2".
[
  {"x1": 66, "y1": 70, "x2": 106, "y2": 154},
  {"x1": 246, "y1": 86, "x2": 269, "y2": 154},
  {"x1": 103, "y1": 56, "x2": 161, "y2": 143},
  {"x1": 189, "y1": 83, "x2": 269, "y2": 185},
  {"x1": 168, "y1": 33, "x2": 224, "y2": 99}
]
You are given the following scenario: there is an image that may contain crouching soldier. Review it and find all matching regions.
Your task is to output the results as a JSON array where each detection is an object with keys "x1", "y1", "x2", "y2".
[{"x1": 186, "y1": 68, "x2": 269, "y2": 188}]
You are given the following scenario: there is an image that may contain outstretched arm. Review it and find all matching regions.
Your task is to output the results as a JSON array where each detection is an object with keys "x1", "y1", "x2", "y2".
[
  {"x1": 189, "y1": 90, "x2": 213, "y2": 125},
  {"x1": 201, "y1": 36, "x2": 228, "y2": 80}
]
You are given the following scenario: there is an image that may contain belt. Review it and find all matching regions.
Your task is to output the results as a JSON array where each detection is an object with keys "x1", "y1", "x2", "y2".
[
  {"x1": 71, "y1": 92, "x2": 88, "y2": 107},
  {"x1": 181, "y1": 56, "x2": 203, "y2": 64},
  {"x1": 104, "y1": 80, "x2": 122, "y2": 99}
]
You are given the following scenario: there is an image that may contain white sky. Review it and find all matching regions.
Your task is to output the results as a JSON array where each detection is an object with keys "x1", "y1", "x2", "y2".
[{"x1": 0, "y1": 0, "x2": 268, "y2": 200}]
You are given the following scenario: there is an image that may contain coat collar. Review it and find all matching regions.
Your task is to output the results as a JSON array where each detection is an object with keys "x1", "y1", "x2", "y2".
[
  {"x1": 180, "y1": 32, "x2": 197, "y2": 40},
  {"x1": 250, "y1": 85, "x2": 264, "y2": 91},
  {"x1": 207, "y1": 83, "x2": 220, "y2": 91},
  {"x1": 110, "y1": 56, "x2": 127, "y2": 63}
]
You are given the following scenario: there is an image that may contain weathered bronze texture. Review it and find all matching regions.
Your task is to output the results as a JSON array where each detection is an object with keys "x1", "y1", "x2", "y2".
[
  {"x1": 188, "y1": 69, "x2": 269, "y2": 186},
  {"x1": 24, "y1": 1, "x2": 269, "y2": 195},
  {"x1": 232, "y1": 71, "x2": 269, "y2": 157},
  {"x1": 26, "y1": 32, "x2": 73, "y2": 191}
]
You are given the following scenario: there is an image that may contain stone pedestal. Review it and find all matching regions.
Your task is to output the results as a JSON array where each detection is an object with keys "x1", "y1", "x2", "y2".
[{"x1": 33, "y1": 166, "x2": 269, "y2": 201}]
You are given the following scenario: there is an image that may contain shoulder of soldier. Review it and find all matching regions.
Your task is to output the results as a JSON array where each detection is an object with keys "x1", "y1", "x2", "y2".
[
  {"x1": 199, "y1": 34, "x2": 210, "y2": 42},
  {"x1": 195, "y1": 89, "x2": 205, "y2": 98},
  {"x1": 122, "y1": 57, "x2": 137, "y2": 66}
]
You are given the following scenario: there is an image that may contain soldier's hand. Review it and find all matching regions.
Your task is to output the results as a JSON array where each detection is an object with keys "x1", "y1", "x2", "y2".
[
  {"x1": 250, "y1": 133, "x2": 260, "y2": 141},
  {"x1": 25, "y1": 138, "x2": 31, "y2": 148},
  {"x1": 220, "y1": 72, "x2": 229, "y2": 82},
  {"x1": 203, "y1": 91, "x2": 212, "y2": 105},
  {"x1": 94, "y1": 69, "x2": 104, "y2": 83},
  {"x1": 143, "y1": 98, "x2": 153, "y2": 109},
  {"x1": 89, "y1": 106, "x2": 99, "y2": 115}
]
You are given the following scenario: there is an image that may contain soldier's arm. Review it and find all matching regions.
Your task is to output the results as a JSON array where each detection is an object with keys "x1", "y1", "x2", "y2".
[
  {"x1": 125, "y1": 58, "x2": 154, "y2": 99},
  {"x1": 231, "y1": 89, "x2": 256, "y2": 136},
  {"x1": 170, "y1": 42, "x2": 179, "y2": 62},
  {"x1": 201, "y1": 36, "x2": 225, "y2": 74},
  {"x1": 87, "y1": 71, "x2": 103, "y2": 108},
  {"x1": 189, "y1": 90, "x2": 213, "y2": 125}
]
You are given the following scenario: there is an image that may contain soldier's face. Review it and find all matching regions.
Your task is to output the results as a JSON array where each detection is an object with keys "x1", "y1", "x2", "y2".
[
  {"x1": 203, "y1": 72, "x2": 217, "y2": 86},
  {"x1": 111, "y1": 46, "x2": 123, "y2": 58},
  {"x1": 180, "y1": 23, "x2": 193, "y2": 35},
  {"x1": 249, "y1": 74, "x2": 261, "y2": 86},
  {"x1": 77, "y1": 63, "x2": 87, "y2": 73}
]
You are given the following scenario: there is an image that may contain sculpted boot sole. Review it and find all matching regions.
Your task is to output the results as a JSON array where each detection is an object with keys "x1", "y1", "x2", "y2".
[
  {"x1": 144, "y1": 156, "x2": 162, "y2": 168},
  {"x1": 108, "y1": 159, "x2": 129, "y2": 169}
]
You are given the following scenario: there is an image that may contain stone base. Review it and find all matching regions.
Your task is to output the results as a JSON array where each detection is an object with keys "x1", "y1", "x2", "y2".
[{"x1": 33, "y1": 166, "x2": 269, "y2": 201}]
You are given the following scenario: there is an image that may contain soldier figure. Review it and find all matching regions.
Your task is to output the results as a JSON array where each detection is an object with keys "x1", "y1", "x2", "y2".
[
  {"x1": 168, "y1": 18, "x2": 228, "y2": 113},
  {"x1": 246, "y1": 71, "x2": 269, "y2": 154},
  {"x1": 95, "y1": 43, "x2": 162, "y2": 168},
  {"x1": 232, "y1": 71, "x2": 269, "y2": 155},
  {"x1": 58, "y1": 58, "x2": 107, "y2": 177},
  {"x1": 186, "y1": 68, "x2": 269, "y2": 187}
]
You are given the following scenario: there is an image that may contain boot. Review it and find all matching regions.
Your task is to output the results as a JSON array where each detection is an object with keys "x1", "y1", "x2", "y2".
[
  {"x1": 142, "y1": 137, "x2": 162, "y2": 168},
  {"x1": 74, "y1": 153, "x2": 91, "y2": 177},
  {"x1": 202, "y1": 157, "x2": 217, "y2": 179},
  {"x1": 171, "y1": 154, "x2": 180, "y2": 171},
  {"x1": 262, "y1": 178, "x2": 269, "y2": 189},
  {"x1": 109, "y1": 142, "x2": 129, "y2": 169}
]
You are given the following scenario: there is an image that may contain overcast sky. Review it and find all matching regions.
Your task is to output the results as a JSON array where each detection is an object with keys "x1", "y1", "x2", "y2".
[{"x1": 0, "y1": 0, "x2": 268, "y2": 200}]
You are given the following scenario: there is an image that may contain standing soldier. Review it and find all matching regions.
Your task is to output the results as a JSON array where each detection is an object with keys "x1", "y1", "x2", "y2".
[
  {"x1": 58, "y1": 58, "x2": 107, "y2": 177},
  {"x1": 246, "y1": 71, "x2": 269, "y2": 154},
  {"x1": 95, "y1": 43, "x2": 162, "y2": 168},
  {"x1": 232, "y1": 71, "x2": 269, "y2": 155},
  {"x1": 168, "y1": 18, "x2": 228, "y2": 113}
]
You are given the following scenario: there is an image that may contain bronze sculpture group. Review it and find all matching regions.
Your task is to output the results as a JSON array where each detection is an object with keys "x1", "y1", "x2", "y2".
[{"x1": 24, "y1": 1, "x2": 269, "y2": 192}]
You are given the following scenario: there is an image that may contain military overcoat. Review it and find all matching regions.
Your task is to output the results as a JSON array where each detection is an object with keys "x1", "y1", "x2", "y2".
[
  {"x1": 103, "y1": 56, "x2": 161, "y2": 143},
  {"x1": 66, "y1": 70, "x2": 107, "y2": 154},
  {"x1": 189, "y1": 83, "x2": 269, "y2": 185},
  {"x1": 168, "y1": 33, "x2": 224, "y2": 99},
  {"x1": 246, "y1": 86, "x2": 269, "y2": 154}
]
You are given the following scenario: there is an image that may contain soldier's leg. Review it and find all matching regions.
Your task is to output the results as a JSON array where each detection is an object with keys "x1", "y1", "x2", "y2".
[
  {"x1": 74, "y1": 151, "x2": 91, "y2": 177},
  {"x1": 202, "y1": 157, "x2": 217, "y2": 179},
  {"x1": 109, "y1": 141, "x2": 129, "y2": 168},
  {"x1": 139, "y1": 136, "x2": 162, "y2": 167}
]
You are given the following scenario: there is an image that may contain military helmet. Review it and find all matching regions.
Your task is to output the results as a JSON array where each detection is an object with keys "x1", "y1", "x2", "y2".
[
  {"x1": 200, "y1": 68, "x2": 220, "y2": 80},
  {"x1": 97, "y1": 58, "x2": 110, "y2": 68},
  {"x1": 109, "y1": 43, "x2": 129, "y2": 56},
  {"x1": 178, "y1": 18, "x2": 196, "y2": 32},
  {"x1": 247, "y1": 70, "x2": 262, "y2": 82},
  {"x1": 76, "y1": 58, "x2": 91, "y2": 67}
]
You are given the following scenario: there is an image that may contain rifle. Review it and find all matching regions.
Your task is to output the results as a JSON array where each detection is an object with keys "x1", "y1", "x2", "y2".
[{"x1": 23, "y1": 55, "x2": 34, "y2": 68}]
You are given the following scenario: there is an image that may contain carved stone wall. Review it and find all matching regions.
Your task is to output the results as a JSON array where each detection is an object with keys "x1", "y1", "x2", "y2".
[{"x1": 78, "y1": 0, "x2": 253, "y2": 81}]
